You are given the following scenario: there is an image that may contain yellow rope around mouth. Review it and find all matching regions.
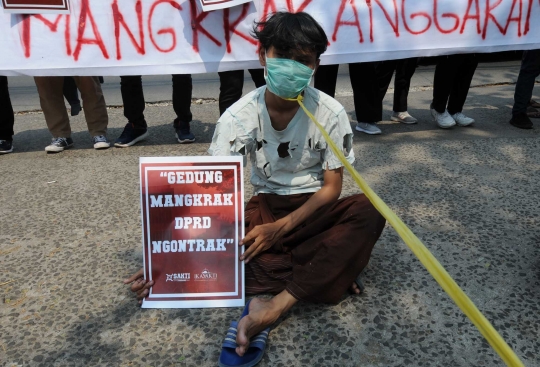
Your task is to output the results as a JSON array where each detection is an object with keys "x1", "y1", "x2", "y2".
[{"x1": 287, "y1": 94, "x2": 524, "y2": 367}]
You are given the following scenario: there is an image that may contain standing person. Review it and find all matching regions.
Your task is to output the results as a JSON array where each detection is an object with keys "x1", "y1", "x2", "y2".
[
  {"x1": 379, "y1": 58, "x2": 419, "y2": 124},
  {"x1": 34, "y1": 76, "x2": 110, "y2": 152},
  {"x1": 315, "y1": 62, "x2": 380, "y2": 134},
  {"x1": 115, "y1": 74, "x2": 194, "y2": 147},
  {"x1": 63, "y1": 77, "x2": 81, "y2": 116},
  {"x1": 430, "y1": 54, "x2": 478, "y2": 128},
  {"x1": 124, "y1": 12, "x2": 386, "y2": 365},
  {"x1": 0, "y1": 76, "x2": 15, "y2": 154},
  {"x1": 218, "y1": 69, "x2": 266, "y2": 116},
  {"x1": 509, "y1": 49, "x2": 540, "y2": 129},
  {"x1": 314, "y1": 58, "x2": 418, "y2": 135}
]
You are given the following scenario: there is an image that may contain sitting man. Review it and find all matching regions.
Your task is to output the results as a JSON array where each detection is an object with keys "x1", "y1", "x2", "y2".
[{"x1": 125, "y1": 11, "x2": 385, "y2": 360}]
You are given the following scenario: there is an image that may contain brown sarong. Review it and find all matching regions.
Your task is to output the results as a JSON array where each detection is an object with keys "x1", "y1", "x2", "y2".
[{"x1": 244, "y1": 193, "x2": 386, "y2": 304}]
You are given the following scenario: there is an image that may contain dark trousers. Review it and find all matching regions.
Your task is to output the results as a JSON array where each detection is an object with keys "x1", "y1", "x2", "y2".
[
  {"x1": 120, "y1": 74, "x2": 193, "y2": 129},
  {"x1": 0, "y1": 76, "x2": 15, "y2": 140},
  {"x1": 377, "y1": 58, "x2": 418, "y2": 113},
  {"x1": 218, "y1": 69, "x2": 266, "y2": 115},
  {"x1": 512, "y1": 49, "x2": 540, "y2": 115},
  {"x1": 315, "y1": 63, "x2": 378, "y2": 122},
  {"x1": 315, "y1": 60, "x2": 417, "y2": 123},
  {"x1": 63, "y1": 77, "x2": 80, "y2": 107},
  {"x1": 432, "y1": 54, "x2": 478, "y2": 114}
]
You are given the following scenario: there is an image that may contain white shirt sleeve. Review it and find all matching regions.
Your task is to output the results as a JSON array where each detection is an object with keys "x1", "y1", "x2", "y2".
[
  {"x1": 208, "y1": 112, "x2": 254, "y2": 167},
  {"x1": 322, "y1": 110, "x2": 355, "y2": 170}
]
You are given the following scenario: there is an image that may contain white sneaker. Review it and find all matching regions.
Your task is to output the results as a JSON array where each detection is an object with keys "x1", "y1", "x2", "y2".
[
  {"x1": 391, "y1": 111, "x2": 417, "y2": 124},
  {"x1": 430, "y1": 107, "x2": 456, "y2": 129},
  {"x1": 93, "y1": 135, "x2": 110, "y2": 149},
  {"x1": 451, "y1": 112, "x2": 475, "y2": 126},
  {"x1": 355, "y1": 122, "x2": 382, "y2": 135}
]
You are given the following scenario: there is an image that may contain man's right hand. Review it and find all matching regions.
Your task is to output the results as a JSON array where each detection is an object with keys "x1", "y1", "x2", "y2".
[{"x1": 123, "y1": 269, "x2": 154, "y2": 305}]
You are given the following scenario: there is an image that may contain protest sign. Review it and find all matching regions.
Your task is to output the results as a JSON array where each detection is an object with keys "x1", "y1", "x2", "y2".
[
  {"x1": 197, "y1": 0, "x2": 253, "y2": 12},
  {"x1": 0, "y1": 0, "x2": 539, "y2": 76},
  {"x1": 139, "y1": 156, "x2": 244, "y2": 309},
  {"x1": 1, "y1": 0, "x2": 70, "y2": 14}
]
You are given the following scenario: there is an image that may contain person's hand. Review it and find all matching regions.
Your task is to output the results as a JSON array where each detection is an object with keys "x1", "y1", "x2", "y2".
[
  {"x1": 240, "y1": 221, "x2": 286, "y2": 264},
  {"x1": 123, "y1": 269, "x2": 154, "y2": 305}
]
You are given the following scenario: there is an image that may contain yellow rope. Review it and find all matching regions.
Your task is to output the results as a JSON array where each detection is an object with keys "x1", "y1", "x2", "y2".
[{"x1": 287, "y1": 94, "x2": 524, "y2": 367}]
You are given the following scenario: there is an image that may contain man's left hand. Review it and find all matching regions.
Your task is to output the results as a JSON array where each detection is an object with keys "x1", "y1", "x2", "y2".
[{"x1": 240, "y1": 221, "x2": 286, "y2": 264}]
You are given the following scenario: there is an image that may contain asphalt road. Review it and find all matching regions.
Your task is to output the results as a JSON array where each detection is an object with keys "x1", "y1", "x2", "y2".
[{"x1": 1, "y1": 61, "x2": 540, "y2": 367}]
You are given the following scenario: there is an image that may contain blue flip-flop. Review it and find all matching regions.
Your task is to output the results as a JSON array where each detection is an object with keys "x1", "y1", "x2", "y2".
[{"x1": 218, "y1": 299, "x2": 270, "y2": 367}]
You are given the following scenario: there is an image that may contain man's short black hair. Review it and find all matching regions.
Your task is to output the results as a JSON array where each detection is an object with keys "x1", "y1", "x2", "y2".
[{"x1": 252, "y1": 12, "x2": 328, "y2": 58}]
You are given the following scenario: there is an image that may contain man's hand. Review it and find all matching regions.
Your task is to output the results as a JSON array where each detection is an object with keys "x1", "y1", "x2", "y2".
[
  {"x1": 240, "y1": 221, "x2": 286, "y2": 264},
  {"x1": 123, "y1": 269, "x2": 154, "y2": 305}
]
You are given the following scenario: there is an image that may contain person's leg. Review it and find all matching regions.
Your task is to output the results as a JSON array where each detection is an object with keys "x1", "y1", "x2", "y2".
[
  {"x1": 172, "y1": 74, "x2": 194, "y2": 143},
  {"x1": 432, "y1": 56, "x2": 461, "y2": 113},
  {"x1": 115, "y1": 75, "x2": 149, "y2": 147},
  {"x1": 248, "y1": 69, "x2": 266, "y2": 88},
  {"x1": 446, "y1": 54, "x2": 478, "y2": 127},
  {"x1": 447, "y1": 54, "x2": 478, "y2": 115},
  {"x1": 73, "y1": 76, "x2": 110, "y2": 149},
  {"x1": 218, "y1": 70, "x2": 244, "y2": 115},
  {"x1": 510, "y1": 49, "x2": 540, "y2": 129},
  {"x1": 376, "y1": 59, "x2": 397, "y2": 104},
  {"x1": 0, "y1": 76, "x2": 15, "y2": 153},
  {"x1": 314, "y1": 64, "x2": 339, "y2": 97},
  {"x1": 63, "y1": 77, "x2": 81, "y2": 116},
  {"x1": 0, "y1": 76, "x2": 14, "y2": 140},
  {"x1": 34, "y1": 76, "x2": 71, "y2": 137},
  {"x1": 393, "y1": 58, "x2": 417, "y2": 112},
  {"x1": 351, "y1": 62, "x2": 381, "y2": 122},
  {"x1": 236, "y1": 193, "x2": 385, "y2": 355},
  {"x1": 120, "y1": 75, "x2": 147, "y2": 129},
  {"x1": 34, "y1": 77, "x2": 74, "y2": 152},
  {"x1": 430, "y1": 56, "x2": 460, "y2": 128},
  {"x1": 350, "y1": 62, "x2": 383, "y2": 134}
]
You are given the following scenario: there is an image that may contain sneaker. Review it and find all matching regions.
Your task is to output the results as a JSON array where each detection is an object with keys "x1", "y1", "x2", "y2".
[
  {"x1": 391, "y1": 111, "x2": 417, "y2": 124},
  {"x1": 45, "y1": 137, "x2": 73, "y2": 152},
  {"x1": 93, "y1": 135, "x2": 111, "y2": 149},
  {"x1": 355, "y1": 122, "x2": 382, "y2": 135},
  {"x1": 175, "y1": 124, "x2": 195, "y2": 144},
  {"x1": 0, "y1": 140, "x2": 13, "y2": 154},
  {"x1": 70, "y1": 103, "x2": 81, "y2": 116},
  {"x1": 509, "y1": 112, "x2": 533, "y2": 129},
  {"x1": 430, "y1": 105, "x2": 456, "y2": 128},
  {"x1": 114, "y1": 123, "x2": 149, "y2": 147},
  {"x1": 451, "y1": 112, "x2": 475, "y2": 126}
]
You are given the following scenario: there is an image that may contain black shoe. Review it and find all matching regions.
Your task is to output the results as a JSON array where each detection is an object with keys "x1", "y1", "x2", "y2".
[
  {"x1": 509, "y1": 112, "x2": 533, "y2": 129},
  {"x1": 70, "y1": 103, "x2": 81, "y2": 116},
  {"x1": 0, "y1": 140, "x2": 13, "y2": 154},
  {"x1": 115, "y1": 123, "x2": 149, "y2": 147},
  {"x1": 174, "y1": 122, "x2": 195, "y2": 144}
]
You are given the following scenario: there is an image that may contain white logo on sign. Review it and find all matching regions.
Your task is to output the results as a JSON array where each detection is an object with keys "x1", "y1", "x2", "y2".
[
  {"x1": 165, "y1": 273, "x2": 191, "y2": 282},
  {"x1": 194, "y1": 268, "x2": 218, "y2": 281}
]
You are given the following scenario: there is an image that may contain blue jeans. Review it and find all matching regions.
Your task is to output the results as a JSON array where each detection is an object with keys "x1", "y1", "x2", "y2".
[{"x1": 512, "y1": 49, "x2": 540, "y2": 115}]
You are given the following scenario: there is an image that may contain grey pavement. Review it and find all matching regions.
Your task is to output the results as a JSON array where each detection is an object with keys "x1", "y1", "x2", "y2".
[{"x1": 1, "y1": 62, "x2": 540, "y2": 367}]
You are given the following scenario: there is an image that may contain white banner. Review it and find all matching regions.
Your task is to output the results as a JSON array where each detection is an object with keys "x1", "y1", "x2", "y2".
[
  {"x1": 0, "y1": 0, "x2": 539, "y2": 76},
  {"x1": 196, "y1": 0, "x2": 253, "y2": 12},
  {"x1": 1, "y1": 0, "x2": 70, "y2": 14}
]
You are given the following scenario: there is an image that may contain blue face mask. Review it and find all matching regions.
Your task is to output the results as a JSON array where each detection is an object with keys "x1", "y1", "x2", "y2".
[{"x1": 264, "y1": 55, "x2": 315, "y2": 99}]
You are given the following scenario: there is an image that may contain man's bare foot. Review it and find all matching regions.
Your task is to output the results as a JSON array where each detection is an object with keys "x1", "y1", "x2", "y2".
[
  {"x1": 350, "y1": 281, "x2": 362, "y2": 294},
  {"x1": 236, "y1": 291, "x2": 297, "y2": 357}
]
